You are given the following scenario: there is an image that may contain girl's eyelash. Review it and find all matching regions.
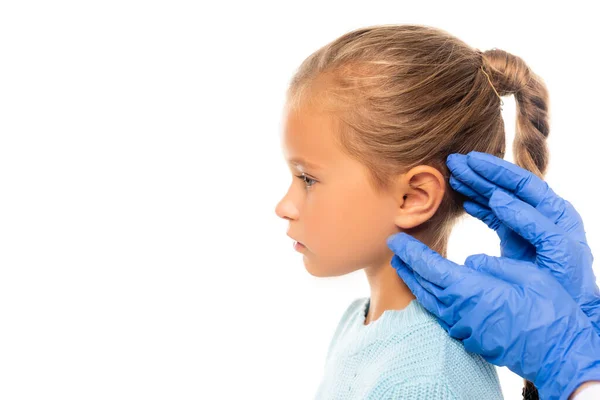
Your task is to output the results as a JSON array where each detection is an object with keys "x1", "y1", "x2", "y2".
[{"x1": 295, "y1": 173, "x2": 317, "y2": 188}]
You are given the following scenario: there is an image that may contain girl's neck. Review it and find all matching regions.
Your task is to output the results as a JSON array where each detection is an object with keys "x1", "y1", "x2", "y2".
[{"x1": 363, "y1": 260, "x2": 416, "y2": 325}]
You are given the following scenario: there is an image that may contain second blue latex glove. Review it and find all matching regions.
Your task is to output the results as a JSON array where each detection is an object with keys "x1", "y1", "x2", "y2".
[
  {"x1": 446, "y1": 151, "x2": 600, "y2": 333},
  {"x1": 387, "y1": 232, "x2": 600, "y2": 400}
]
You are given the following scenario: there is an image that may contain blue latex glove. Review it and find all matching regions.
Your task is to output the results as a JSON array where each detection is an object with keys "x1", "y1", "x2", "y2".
[
  {"x1": 446, "y1": 151, "x2": 600, "y2": 333},
  {"x1": 387, "y1": 233, "x2": 600, "y2": 400}
]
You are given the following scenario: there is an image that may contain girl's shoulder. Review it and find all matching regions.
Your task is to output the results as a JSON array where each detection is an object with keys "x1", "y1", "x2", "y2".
[
  {"x1": 378, "y1": 302, "x2": 504, "y2": 399},
  {"x1": 434, "y1": 332, "x2": 504, "y2": 399}
]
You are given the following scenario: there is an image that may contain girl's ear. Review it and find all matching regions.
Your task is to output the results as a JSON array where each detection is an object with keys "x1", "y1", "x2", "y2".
[{"x1": 392, "y1": 165, "x2": 446, "y2": 230}]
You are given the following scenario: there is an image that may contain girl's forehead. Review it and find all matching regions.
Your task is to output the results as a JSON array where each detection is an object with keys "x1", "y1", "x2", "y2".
[{"x1": 282, "y1": 108, "x2": 343, "y2": 170}]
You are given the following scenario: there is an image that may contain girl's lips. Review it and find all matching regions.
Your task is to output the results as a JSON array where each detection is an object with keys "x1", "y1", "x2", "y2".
[{"x1": 294, "y1": 241, "x2": 306, "y2": 251}]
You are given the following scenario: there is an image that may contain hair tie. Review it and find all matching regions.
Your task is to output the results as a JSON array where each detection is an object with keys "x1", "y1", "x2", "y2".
[{"x1": 480, "y1": 65, "x2": 504, "y2": 108}]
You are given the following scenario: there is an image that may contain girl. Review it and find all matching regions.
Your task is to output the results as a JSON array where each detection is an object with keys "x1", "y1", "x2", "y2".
[{"x1": 275, "y1": 24, "x2": 548, "y2": 399}]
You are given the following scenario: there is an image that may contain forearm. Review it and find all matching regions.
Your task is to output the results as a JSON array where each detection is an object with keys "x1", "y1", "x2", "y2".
[
  {"x1": 569, "y1": 381, "x2": 600, "y2": 400},
  {"x1": 534, "y1": 320, "x2": 600, "y2": 400}
]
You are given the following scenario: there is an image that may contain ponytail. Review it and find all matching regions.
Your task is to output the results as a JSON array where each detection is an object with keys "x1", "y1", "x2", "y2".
[{"x1": 481, "y1": 48, "x2": 551, "y2": 179}]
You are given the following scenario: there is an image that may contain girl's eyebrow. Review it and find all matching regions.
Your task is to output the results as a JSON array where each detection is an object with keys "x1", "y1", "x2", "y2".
[{"x1": 287, "y1": 157, "x2": 323, "y2": 170}]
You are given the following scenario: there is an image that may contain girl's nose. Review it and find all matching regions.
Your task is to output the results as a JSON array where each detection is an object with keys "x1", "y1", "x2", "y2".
[{"x1": 275, "y1": 194, "x2": 299, "y2": 221}]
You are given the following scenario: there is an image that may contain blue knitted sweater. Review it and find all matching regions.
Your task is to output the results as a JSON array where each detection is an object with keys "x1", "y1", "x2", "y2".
[{"x1": 315, "y1": 297, "x2": 504, "y2": 399}]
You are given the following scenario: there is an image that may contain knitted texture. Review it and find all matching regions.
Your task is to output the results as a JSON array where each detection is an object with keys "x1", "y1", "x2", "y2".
[{"x1": 315, "y1": 298, "x2": 504, "y2": 399}]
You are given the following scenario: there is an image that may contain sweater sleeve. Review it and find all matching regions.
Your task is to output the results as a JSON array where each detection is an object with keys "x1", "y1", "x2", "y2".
[
  {"x1": 440, "y1": 336, "x2": 505, "y2": 399},
  {"x1": 376, "y1": 380, "x2": 458, "y2": 400}
]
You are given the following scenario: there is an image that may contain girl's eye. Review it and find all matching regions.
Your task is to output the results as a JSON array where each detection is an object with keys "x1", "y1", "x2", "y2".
[{"x1": 295, "y1": 173, "x2": 317, "y2": 189}]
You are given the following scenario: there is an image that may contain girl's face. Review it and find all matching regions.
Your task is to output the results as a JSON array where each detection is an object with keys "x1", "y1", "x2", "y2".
[{"x1": 275, "y1": 104, "x2": 400, "y2": 277}]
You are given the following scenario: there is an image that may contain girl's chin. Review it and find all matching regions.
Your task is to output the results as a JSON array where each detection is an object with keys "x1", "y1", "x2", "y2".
[
  {"x1": 303, "y1": 260, "x2": 331, "y2": 278},
  {"x1": 304, "y1": 261, "x2": 356, "y2": 278}
]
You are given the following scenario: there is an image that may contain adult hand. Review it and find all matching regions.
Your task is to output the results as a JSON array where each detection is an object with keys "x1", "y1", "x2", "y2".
[
  {"x1": 387, "y1": 233, "x2": 600, "y2": 400},
  {"x1": 445, "y1": 151, "x2": 600, "y2": 332}
]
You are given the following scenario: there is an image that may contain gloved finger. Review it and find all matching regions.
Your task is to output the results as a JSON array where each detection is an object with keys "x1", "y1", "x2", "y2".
[
  {"x1": 459, "y1": 318, "x2": 505, "y2": 362},
  {"x1": 411, "y1": 272, "x2": 459, "y2": 334},
  {"x1": 446, "y1": 297, "x2": 507, "y2": 346},
  {"x1": 446, "y1": 153, "x2": 498, "y2": 199},
  {"x1": 447, "y1": 313, "x2": 473, "y2": 341},
  {"x1": 465, "y1": 151, "x2": 549, "y2": 204},
  {"x1": 413, "y1": 270, "x2": 445, "y2": 298},
  {"x1": 488, "y1": 190, "x2": 573, "y2": 280},
  {"x1": 449, "y1": 175, "x2": 488, "y2": 207},
  {"x1": 463, "y1": 201, "x2": 502, "y2": 231},
  {"x1": 463, "y1": 253, "x2": 537, "y2": 285},
  {"x1": 391, "y1": 255, "x2": 447, "y2": 320},
  {"x1": 387, "y1": 232, "x2": 462, "y2": 288},
  {"x1": 466, "y1": 151, "x2": 588, "y2": 244},
  {"x1": 409, "y1": 275, "x2": 452, "y2": 332}
]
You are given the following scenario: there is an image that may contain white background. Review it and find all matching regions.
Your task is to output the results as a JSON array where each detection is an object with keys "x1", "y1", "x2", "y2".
[{"x1": 1, "y1": 1, "x2": 598, "y2": 399}]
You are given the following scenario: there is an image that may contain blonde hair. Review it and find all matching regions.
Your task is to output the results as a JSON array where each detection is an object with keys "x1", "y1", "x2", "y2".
[
  {"x1": 285, "y1": 24, "x2": 549, "y2": 400},
  {"x1": 285, "y1": 24, "x2": 550, "y2": 259}
]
